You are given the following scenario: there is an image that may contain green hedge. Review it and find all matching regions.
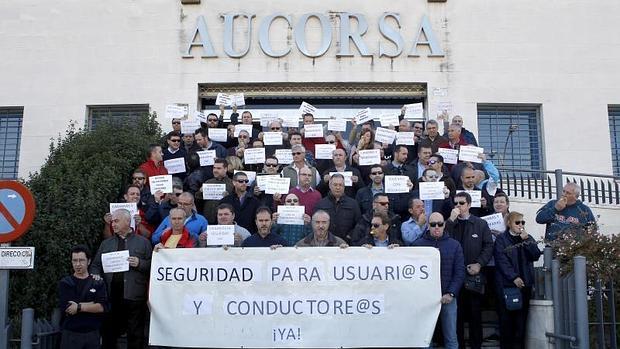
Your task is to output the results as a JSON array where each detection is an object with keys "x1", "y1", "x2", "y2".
[{"x1": 9, "y1": 114, "x2": 162, "y2": 320}]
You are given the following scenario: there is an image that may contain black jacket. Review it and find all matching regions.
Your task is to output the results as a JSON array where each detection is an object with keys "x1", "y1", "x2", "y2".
[
  {"x1": 313, "y1": 193, "x2": 362, "y2": 242},
  {"x1": 350, "y1": 211, "x2": 402, "y2": 246},
  {"x1": 220, "y1": 192, "x2": 260, "y2": 234},
  {"x1": 317, "y1": 165, "x2": 364, "y2": 199},
  {"x1": 445, "y1": 215, "x2": 494, "y2": 267},
  {"x1": 493, "y1": 231, "x2": 542, "y2": 289},
  {"x1": 413, "y1": 232, "x2": 466, "y2": 296}
]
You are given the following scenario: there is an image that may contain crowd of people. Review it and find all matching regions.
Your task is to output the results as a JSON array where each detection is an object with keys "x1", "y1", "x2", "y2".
[{"x1": 58, "y1": 106, "x2": 596, "y2": 349}]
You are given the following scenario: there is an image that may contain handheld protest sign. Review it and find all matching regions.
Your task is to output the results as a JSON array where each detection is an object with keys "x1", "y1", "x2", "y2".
[{"x1": 0, "y1": 181, "x2": 36, "y2": 243}]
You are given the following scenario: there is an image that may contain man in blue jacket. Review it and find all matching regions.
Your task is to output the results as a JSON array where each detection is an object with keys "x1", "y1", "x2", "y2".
[
  {"x1": 414, "y1": 212, "x2": 465, "y2": 349},
  {"x1": 151, "y1": 192, "x2": 208, "y2": 244},
  {"x1": 535, "y1": 182, "x2": 595, "y2": 241}
]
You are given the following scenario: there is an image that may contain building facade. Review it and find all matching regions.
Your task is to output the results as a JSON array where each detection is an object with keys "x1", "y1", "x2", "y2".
[{"x1": 1, "y1": 0, "x2": 620, "y2": 179}]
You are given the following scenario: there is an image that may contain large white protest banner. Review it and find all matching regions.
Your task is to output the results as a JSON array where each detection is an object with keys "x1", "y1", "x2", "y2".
[{"x1": 149, "y1": 247, "x2": 441, "y2": 348}]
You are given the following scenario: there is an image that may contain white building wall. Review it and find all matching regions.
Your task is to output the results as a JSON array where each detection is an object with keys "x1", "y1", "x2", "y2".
[{"x1": 1, "y1": 0, "x2": 619, "y2": 177}]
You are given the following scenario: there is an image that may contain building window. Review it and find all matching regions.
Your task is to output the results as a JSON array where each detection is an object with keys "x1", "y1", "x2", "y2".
[
  {"x1": 0, "y1": 107, "x2": 24, "y2": 179},
  {"x1": 609, "y1": 105, "x2": 620, "y2": 176},
  {"x1": 88, "y1": 104, "x2": 150, "y2": 130},
  {"x1": 477, "y1": 104, "x2": 543, "y2": 170}
]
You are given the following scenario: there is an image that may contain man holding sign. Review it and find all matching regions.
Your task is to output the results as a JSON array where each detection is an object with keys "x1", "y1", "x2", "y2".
[
  {"x1": 198, "y1": 203, "x2": 251, "y2": 247},
  {"x1": 90, "y1": 209, "x2": 152, "y2": 349},
  {"x1": 138, "y1": 144, "x2": 168, "y2": 185}
]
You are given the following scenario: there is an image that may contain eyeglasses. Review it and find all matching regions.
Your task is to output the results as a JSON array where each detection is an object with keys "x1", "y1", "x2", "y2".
[
  {"x1": 376, "y1": 201, "x2": 389, "y2": 206},
  {"x1": 265, "y1": 163, "x2": 278, "y2": 167},
  {"x1": 429, "y1": 222, "x2": 444, "y2": 227},
  {"x1": 371, "y1": 171, "x2": 383, "y2": 176},
  {"x1": 293, "y1": 152, "x2": 303, "y2": 156},
  {"x1": 172, "y1": 121, "x2": 181, "y2": 125},
  {"x1": 514, "y1": 220, "x2": 526, "y2": 226},
  {"x1": 132, "y1": 177, "x2": 145, "y2": 180},
  {"x1": 454, "y1": 201, "x2": 467, "y2": 206},
  {"x1": 326, "y1": 141, "x2": 335, "y2": 144},
  {"x1": 428, "y1": 160, "x2": 438, "y2": 165},
  {"x1": 170, "y1": 139, "x2": 181, "y2": 143},
  {"x1": 239, "y1": 135, "x2": 248, "y2": 139},
  {"x1": 236, "y1": 179, "x2": 249, "y2": 184},
  {"x1": 207, "y1": 118, "x2": 218, "y2": 122},
  {"x1": 271, "y1": 127, "x2": 281, "y2": 131},
  {"x1": 286, "y1": 199, "x2": 299, "y2": 203},
  {"x1": 174, "y1": 192, "x2": 182, "y2": 197},
  {"x1": 371, "y1": 223, "x2": 382, "y2": 228}
]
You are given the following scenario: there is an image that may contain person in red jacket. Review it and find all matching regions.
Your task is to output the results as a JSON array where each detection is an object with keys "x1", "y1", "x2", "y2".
[
  {"x1": 153, "y1": 208, "x2": 197, "y2": 251},
  {"x1": 138, "y1": 144, "x2": 168, "y2": 185}
]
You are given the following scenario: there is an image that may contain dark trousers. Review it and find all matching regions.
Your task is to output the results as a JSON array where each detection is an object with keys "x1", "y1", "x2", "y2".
[
  {"x1": 60, "y1": 329, "x2": 100, "y2": 349},
  {"x1": 457, "y1": 288, "x2": 483, "y2": 349},
  {"x1": 498, "y1": 286, "x2": 532, "y2": 349},
  {"x1": 101, "y1": 299, "x2": 146, "y2": 349}
]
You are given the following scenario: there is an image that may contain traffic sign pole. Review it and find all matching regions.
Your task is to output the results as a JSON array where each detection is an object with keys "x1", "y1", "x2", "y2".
[{"x1": 0, "y1": 268, "x2": 9, "y2": 349}]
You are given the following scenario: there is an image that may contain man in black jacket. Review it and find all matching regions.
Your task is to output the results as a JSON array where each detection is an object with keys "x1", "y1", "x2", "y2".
[
  {"x1": 313, "y1": 174, "x2": 361, "y2": 243},
  {"x1": 445, "y1": 192, "x2": 493, "y2": 349},
  {"x1": 350, "y1": 193, "x2": 402, "y2": 246}
]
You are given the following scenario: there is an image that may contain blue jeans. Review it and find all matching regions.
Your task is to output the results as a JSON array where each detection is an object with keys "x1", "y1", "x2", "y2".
[{"x1": 429, "y1": 298, "x2": 458, "y2": 349}]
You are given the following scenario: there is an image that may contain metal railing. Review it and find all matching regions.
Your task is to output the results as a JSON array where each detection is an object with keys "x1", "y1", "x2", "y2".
[
  {"x1": 497, "y1": 167, "x2": 620, "y2": 205},
  {"x1": 10, "y1": 309, "x2": 60, "y2": 349}
]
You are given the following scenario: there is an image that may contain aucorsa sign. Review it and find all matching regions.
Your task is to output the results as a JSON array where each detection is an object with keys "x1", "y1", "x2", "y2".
[{"x1": 0, "y1": 181, "x2": 35, "y2": 243}]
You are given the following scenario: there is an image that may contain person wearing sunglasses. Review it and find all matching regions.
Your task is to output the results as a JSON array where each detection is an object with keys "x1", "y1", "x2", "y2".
[
  {"x1": 427, "y1": 154, "x2": 456, "y2": 197},
  {"x1": 358, "y1": 211, "x2": 402, "y2": 248},
  {"x1": 130, "y1": 169, "x2": 151, "y2": 208},
  {"x1": 494, "y1": 212, "x2": 541, "y2": 349},
  {"x1": 271, "y1": 193, "x2": 312, "y2": 246},
  {"x1": 281, "y1": 144, "x2": 320, "y2": 189},
  {"x1": 171, "y1": 118, "x2": 182, "y2": 133},
  {"x1": 145, "y1": 178, "x2": 184, "y2": 227},
  {"x1": 220, "y1": 171, "x2": 260, "y2": 234},
  {"x1": 413, "y1": 212, "x2": 465, "y2": 349},
  {"x1": 252, "y1": 156, "x2": 281, "y2": 208},
  {"x1": 445, "y1": 192, "x2": 494, "y2": 349},
  {"x1": 355, "y1": 164, "x2": 385, "y2": 214},
  {"x1": 350, "y1": 193, "x2": 402, "y2": 246}
]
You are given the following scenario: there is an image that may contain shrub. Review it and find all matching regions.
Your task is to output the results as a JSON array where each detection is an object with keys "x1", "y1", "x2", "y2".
[{"x1": 9, "y1": 114, "x2": 162, "y2": 320}]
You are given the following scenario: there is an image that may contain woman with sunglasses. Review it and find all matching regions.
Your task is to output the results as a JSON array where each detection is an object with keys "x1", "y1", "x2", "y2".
[
  {"x1": 271, "y1": 193, "x2": 312, "y2": 246},
  {"x1": 493, "y1": 211, "x2": 542, "y2": 349}
]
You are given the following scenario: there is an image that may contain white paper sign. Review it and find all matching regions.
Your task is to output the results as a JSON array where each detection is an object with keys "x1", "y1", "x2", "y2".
[
  {"x1": 329, "y1": 171, "x2": 353, "y2": 186},
  {"x1": 149, "y1": 175, "x2": 173, "y2": 194},
  {"x1": 437, "y1": 148, "x2": 459, "y2": 165},
  {"x1": 101, "y1": 250, "x2": 129, "y2": 273},
  {"x1": 260, "y1": 113, "x2": 280, "y2": 127},
  {"x1": 404, "y1": 103, "x2": 424, "y2": 119},
  {"x1": 458, "y1": 145, "x2": 484, "y2": 163},
  {"x1": 395, "y1": 132, "x2": 415, "y2": 145},
  {"x1": 327, "y1": 118, "x2": 347, "y2": 132},
  {"x1": 110, "y1": 202, "x2": 138, "y2": 229},
  {"x1": 358, "y1": 149, "x2": 381, "y2": 166},
  {"x1": 148, "y1": 247, "x2": 441, "y2": 348},
  {"x1": 276, "y1": 205, "x2": 305, "y2": 225},
  {"x1": 234, "y1": 170, "x2": 256, "y2": 185},
  {"x1": 255, "y1": 175, "x2": 280, "y2": 191},
  {"x1": 202, "y1": 184, "x2": 226, "y2": 200},
  {"x1": 244, "y1": 148, "x2": 266, "y2": 164},
  {"x1": 303, "y1": 124, "x2": 324, "y2": 138},
  {"x1": 265, "y1": 177, "x2": 291, "y2": 195},
  {"x1": 215, "y1": 93, "x2": 232, "y2": 106},
  {"x1": 181, "y1": 120, "x2": 201, "y2": 135},
  {"x1": 281, "y1": 115, "x2": 299, "y2": 128},
  {"x1": 482, "y1": 213, "x2": 506, "y2": 232},
  {"x1": 196, "y1": 150, "x2": 216, "y2": 166},
  {"x1": 436, "y1": 101, "x2": 452, "y2": 114},
  {"x1": 380, "y1": 114, "x2": 399, "y2": 127},
  {"x1": 315, "y1": 144, "x2": 336, "y2": 160},
  {"x1": 385, "y1": 175, "x2": 410, "y2": 193},
  {"x1": 263, "y1": 132, "x2": 283, "y2": 146},
  {"x1": 375, "y1": 127, "x2": 397, "y2": 144},
  {"x1": 231, "y1": 93, "x2": 245, "y2": 107},
  {"x1": 419, "y1": 182, "x2": 446, "y2": 200},
  {"x1": 432, "y1": 88, "x2": 448, "y2": 97},
  {"x1": 206, "y1": 225, "x2": 235, "y2": 246},
  {"x1": 164, "y1": 158, "x2": 186, "y2": 174},
  {"x1": 299, "y1": 101, "x2": 317, "y2": 115},
  {"x1": 208, "y1": 128, "x2": 228, "y2": 142},
  {"x1": 234, "y1": 124, "x2": 254, "y2": 137},
  {"x1": 165, "y1": 104, "x2": 187, "y2": 119},
  {"x1": 275, "y1": 149, "x2": 293, "y2": 164},
  {"x1": 457, "y1": 190, "x2": 482, "y2": 207},
  {"x1": 194, "y1": 111, "x2": 208, "y2": 123},
  {"x1": 355, "y1": 108, "x2": 373, "y2": 124}
]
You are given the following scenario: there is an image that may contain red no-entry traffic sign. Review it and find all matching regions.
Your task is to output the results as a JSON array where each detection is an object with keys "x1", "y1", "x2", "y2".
[{"x1": 0, "y1": 181, "x2": 35, "y2": 243}]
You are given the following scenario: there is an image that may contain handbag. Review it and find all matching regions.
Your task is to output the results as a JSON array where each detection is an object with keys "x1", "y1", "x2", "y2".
[
  {"x1": 463, "y1": 273, "x2": 486, "y2": 294},
  {"x1": 503, "y1": 287, "x2": 523, "y2": 311}
]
